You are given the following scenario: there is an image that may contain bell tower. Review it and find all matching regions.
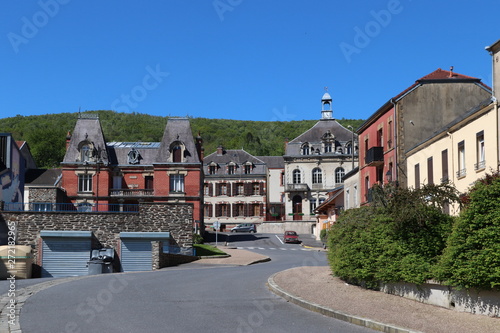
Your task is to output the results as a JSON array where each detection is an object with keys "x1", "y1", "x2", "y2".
[{"x1": 321, "y1": 87, "x2": 333, "y2": 119}]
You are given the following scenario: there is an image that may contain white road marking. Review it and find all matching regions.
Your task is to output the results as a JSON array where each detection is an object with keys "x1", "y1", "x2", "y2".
[{"x1": 275, "y1": 234, "x2": 284, "y2": 244}]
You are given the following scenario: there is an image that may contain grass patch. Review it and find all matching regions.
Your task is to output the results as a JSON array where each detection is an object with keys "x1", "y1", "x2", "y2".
[{"x1": 193, "y1": 244, "x2": 228, "y2": 257}]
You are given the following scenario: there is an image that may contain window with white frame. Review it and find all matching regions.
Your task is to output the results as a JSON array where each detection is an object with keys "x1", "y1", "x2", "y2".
[
  {"x1": 78, "y1": 174, "x2": 92, "y2": 192},
  {"x1": 293, "y1": 169, "x2": 301, "y2": 184},
  {"x1": 301, "y1": 143, "x2": 310, "y2": 155},
  {"x1": 312, "y1": 168, "x2": 322, "y2": 184},
  {"x1": 457, "y1": 141, "x2": 466, "y2": 178},
  {"x1": 170, "y1": 174, "x2": 184, "y2": 192},
  {"x1": 335, "y1": 167, "x2": 345, "y2": 184},
  {"x1": 476, "y1": 131, "x2": 485, "y2": 170}
]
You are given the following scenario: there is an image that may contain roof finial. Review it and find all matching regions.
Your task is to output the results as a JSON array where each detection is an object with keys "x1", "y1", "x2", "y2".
[
  {"x1": 449, "y1": 66, "x2": 454, "y2": 77},
  {"x1": 324, "y1": 86, "x2": 328, "y2": 92}
]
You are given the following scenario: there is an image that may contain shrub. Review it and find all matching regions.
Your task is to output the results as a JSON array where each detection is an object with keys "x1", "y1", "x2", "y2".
[
  {"x1": 192, "y1": 233, "x2": 204, "y2": 245},
  {"x1": 435, "y1": 172, "x2": 500, "y2": 289},
  {"x1": 328, "y1": 183, "x2": 458, "y2": 287}
]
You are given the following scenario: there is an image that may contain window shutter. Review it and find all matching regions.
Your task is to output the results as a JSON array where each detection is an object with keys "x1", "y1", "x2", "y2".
[
  {"x1": 227, "y1": 183, "x2": 232, "y2": 197},
  {"x1": 260, "y1": 182, "x2": 265, "y2": 195},
  {"x1": 209, "y1": 184, "x2": 213, "y2": 197},
  {"x1": 244, "y1": 183, "x2": 251, "y2": 196}
]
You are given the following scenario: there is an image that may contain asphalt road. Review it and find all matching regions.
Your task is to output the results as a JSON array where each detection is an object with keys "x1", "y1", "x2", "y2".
[{"x1": 14, "y1": 233, "x2": 377, "y2": 333}]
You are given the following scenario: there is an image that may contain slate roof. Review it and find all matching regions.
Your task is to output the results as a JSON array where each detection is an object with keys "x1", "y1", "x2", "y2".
[
  {"x1": 25, "y1": 168, "x2": 62, "y2": 186},
  {"x1": 155, "y1": 118, "x2": 201, "y2": 164},
  {"x1": 107, "y1": 142, "x2": 161, "y2": 166},
  {"x1": 62, "y1": 115, "x2": 109, "y2": 164},
  {"x1": 204, "y1": 149, "x2": 264, "y2": 165},
  {"x1": 256, "y1": 156, "x2": 284, "y2": 169},
  {"x1": 286, "y1": 119, "x2": 356, "y2": 156}
]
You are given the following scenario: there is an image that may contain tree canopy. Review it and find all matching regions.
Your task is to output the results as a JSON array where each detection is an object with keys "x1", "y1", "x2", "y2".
[{"x1": 0, "y1": 111, "x2": 364, "y2": 168}]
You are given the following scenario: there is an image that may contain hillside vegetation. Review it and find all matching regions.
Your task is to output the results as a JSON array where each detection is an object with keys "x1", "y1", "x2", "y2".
[{"x1": 0, "y1": 111, "x2": 364, "y2": 168}]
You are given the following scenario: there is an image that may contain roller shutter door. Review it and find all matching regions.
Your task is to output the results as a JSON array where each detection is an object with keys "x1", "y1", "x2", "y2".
[
  {"x1": 120, "y1": 239, "x2": 152, "y2": 272},
  {"x1": 119, "y1": 232, "x2": 170, "y2": 272},
  {"x1": 40, "y1": 231, "x2": 92, "y2": 278}
]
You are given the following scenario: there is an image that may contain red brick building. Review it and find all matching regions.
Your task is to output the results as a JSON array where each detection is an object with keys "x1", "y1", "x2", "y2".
[
  {"x1": 61, "y1": 114, "x2": 204, "y2": 230},
  {"x1": 358, "y1": 68, "x2": 491, "y2": 205}
]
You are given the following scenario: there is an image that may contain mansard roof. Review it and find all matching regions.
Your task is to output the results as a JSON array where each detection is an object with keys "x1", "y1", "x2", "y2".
[
  {"x1": 155, "y1": 118, "x2": 200, "y2": 164},
  {"x1": 286, "y1": 119, "x2": 355, "y2": 156},
  {"x1": 107, "y1": 142, "x2": 160, "y2": 165},
  {"x1": 62, "y1": 114, "x2": 109, "y2": 164}
]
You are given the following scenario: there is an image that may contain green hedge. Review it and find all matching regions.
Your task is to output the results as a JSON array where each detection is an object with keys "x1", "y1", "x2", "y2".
[
  {"x1": 328, "y1": 183, "x2": 457, "y2": 289},
  {"x1": 329, "y1": 178, "x2": 500, "y2": 290},
  {"x1": 434, "y1": 173, "x2": 500, "y2": 289}
]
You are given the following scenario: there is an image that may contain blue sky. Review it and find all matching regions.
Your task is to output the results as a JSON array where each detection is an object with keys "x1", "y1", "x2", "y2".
[{"x1": 1, "y1": 1, "x2": 499, "y2": 122}]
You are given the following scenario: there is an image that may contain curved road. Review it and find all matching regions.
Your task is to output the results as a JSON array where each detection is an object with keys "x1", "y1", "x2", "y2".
[{"x1": 15, "y1": 233, "x2": 376, "y2": 333}]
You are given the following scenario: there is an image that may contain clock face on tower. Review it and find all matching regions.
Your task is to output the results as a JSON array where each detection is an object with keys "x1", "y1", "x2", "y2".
[{"x1": 322, "y1": 111, "x2": 332, "y2": 119}]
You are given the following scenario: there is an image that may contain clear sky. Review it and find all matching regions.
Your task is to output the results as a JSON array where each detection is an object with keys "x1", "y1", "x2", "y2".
[{"x1": 1, "y1": 1, "x2": 499, "y2": 122}]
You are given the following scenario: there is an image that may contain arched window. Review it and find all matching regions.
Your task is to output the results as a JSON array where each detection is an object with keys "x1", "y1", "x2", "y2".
[
  {"x1": 324, "y1": 142, "x2": 332, "y2": 153},
  {"x1": 335, "y1": 167, "x2": 345, "y2": 184},
  {"x1": 293, "y1": 169, "x2": 301, "y2": 184},
  {"x1": 346, "y1": 142, "x2": 352, "y2": 155},
  {"x1": 301, "y1": 143, "x2": 310, "y2": 155},
  {"x1": 312, "y1": 168, "x2": 322, "y2": 184},
  {"x1": 81, "y1": 144, "x2": 91, "y2": 162},
  {"x1": 172, "y1": 145, "x2": 182, "y2": 162}
]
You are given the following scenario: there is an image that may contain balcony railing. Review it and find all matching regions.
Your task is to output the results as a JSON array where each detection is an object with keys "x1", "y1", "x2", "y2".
[
  {"x1": 110, "y1": 189, "x2": 154, "y2": 197},
  {"x1": 456, "y1": 168, "x2": 467, "y2": 178},
  {"x1": 474, "y1": 160, "x2": 486, "y2": 171},
  {"x1": 285, "y1": 183, "x2": 310, "y2": 192},
  {"x1": 2, "y1": 202, "x2": 139, "y2": 213},
  {"x1": 365, "y1": 147, "x2": 384, "y2": 166}
]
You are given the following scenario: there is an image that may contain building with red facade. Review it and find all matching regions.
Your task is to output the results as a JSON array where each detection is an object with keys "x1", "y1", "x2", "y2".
[
  {"x1": 357, "y1": 68, "x2": 491, "y2": 205},
  {"x1": 61, "y1": 114, "x2": 204, "y2": 230}
]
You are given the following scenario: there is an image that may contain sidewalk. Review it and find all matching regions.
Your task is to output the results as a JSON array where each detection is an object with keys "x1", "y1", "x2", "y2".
[{"x1": 203, "y1": 246, "x2": 499, "y2": 333}]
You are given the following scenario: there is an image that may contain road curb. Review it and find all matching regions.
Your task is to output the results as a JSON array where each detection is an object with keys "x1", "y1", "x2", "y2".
[{"x1": 267, "y1": 270, "x2": 422, "y2": 333}]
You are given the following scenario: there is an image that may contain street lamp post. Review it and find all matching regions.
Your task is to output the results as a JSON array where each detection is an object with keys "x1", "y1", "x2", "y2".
[{"x1": 347, "y1": 125, "x2": 355, "y2": 170}]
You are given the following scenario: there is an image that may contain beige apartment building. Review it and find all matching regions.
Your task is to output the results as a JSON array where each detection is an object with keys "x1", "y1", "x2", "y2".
[{"x1": 406, "y1": 99, "x2": 498, "y2": 214}]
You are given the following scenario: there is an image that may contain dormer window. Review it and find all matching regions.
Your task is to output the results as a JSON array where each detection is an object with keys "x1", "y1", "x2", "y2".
[
  {"x1": 170, "y1": 141, "x2": 184, "y2": 163},
  {"x1": 228, "y1": 162, "x2": 237, "y2": 175},
  {"x1": 81, "y1": 144, "x2": 91, "y2": 162},
  {"x1": 301, "y1": 143, "x2": 310, "y2": 155},
  {"x1": 244, "y1": 162, "x2": 253, "y2": 174},
  {"x1": 78, "y1": 140, "x2": 94, "y2": 162},
  {"x1": 208, "y1": 162, "x2": 218, "y2": 175}
]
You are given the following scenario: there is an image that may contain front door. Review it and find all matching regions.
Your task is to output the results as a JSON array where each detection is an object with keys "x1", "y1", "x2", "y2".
[{"x1": 292, "y1": 195, "x2": 302, "y2": 221}]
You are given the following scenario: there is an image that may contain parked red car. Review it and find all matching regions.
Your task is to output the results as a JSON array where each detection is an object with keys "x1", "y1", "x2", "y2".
[{"x1": 284, "y1": 230, "x2": 300, "y2": 244}]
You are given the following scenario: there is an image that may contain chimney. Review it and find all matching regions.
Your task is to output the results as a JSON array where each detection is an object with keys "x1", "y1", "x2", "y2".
[
  {"x1": 216, "y1": 145, "x2": 224, "y2": 156},
  {"x1": 449, "y1": 66, "x2": 454, "y2": 77},
  {"x1": 66, "y1": 131, "x2": 72, "y2": 150},
  {"x1": 195, "y1": 132, "x2": 204, "y2": 161}
]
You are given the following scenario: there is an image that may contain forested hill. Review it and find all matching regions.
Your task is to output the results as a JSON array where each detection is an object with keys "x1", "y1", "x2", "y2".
[{"x1": 0, "y1": 111, "x2": 365, "y2": 168}]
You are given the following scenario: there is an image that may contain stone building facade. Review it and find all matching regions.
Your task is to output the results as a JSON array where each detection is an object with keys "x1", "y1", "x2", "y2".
[
  {"x1": 0, "y1": 202, "x2": 194, "y2": 277},
  {"x1": 283, "y1": 92, "x2": 358, "y2": 224}
]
